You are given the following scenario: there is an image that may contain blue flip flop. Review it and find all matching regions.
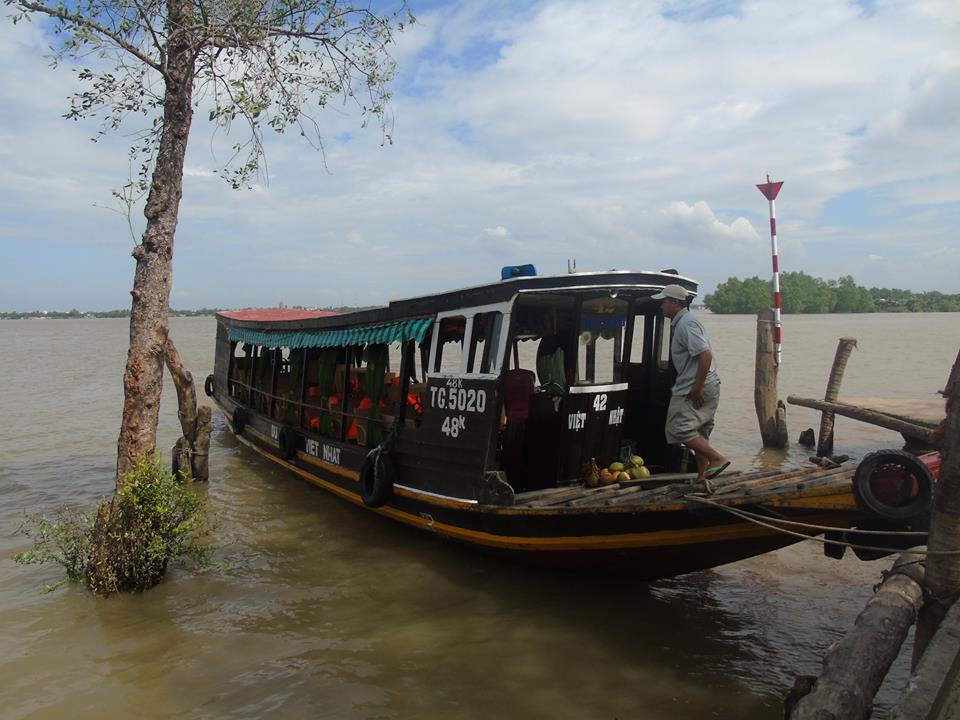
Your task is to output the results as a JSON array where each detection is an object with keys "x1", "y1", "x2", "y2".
[{"x1": 704, "y1": 461, "x2": 731, "y2": 481}]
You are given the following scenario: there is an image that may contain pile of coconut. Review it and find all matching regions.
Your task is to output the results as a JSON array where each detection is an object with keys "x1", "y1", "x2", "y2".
[{"x1": 584, "y1": 455, "x2": 650, "y2": 487}]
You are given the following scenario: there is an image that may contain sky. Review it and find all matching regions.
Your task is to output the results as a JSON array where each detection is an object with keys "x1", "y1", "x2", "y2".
[{"x1": 1, "y1": 0, "x2": 958, "y2": 311}]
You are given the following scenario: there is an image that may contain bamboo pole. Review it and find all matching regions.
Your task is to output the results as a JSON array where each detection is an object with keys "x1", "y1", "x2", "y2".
[
  {"x1": 786, "y1": 555, "x2": 926, "y2": 720},
  {"x1": 755, "y1": 308, "x2": 788, "y2": 448},
  {"x1": 786, "y1": 396, "x2": 935, "y2": 444},
  {"x1": 817, "y1": 338, "x2": 858, "y2": 457},
  {"x1": 913, "y1": 348, "x2": 960, "y2": 667}
]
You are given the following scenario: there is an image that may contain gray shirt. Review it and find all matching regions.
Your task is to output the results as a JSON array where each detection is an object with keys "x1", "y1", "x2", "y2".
[{"x1": 670, "y1": 308, "x2": 720, "y2": 396}]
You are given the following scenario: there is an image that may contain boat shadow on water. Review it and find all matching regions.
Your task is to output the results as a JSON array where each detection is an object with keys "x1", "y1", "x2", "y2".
[{"x1": 209, "y1": 426, "x2": 799, "y2": 707}]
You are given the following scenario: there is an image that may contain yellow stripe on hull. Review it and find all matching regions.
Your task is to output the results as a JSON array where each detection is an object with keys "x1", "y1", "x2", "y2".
[{"x1": 234, "y1": 429, "x2": 842, "y2": 554}]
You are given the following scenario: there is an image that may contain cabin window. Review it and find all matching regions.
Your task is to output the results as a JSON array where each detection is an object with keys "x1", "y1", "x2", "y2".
[
  {"x1": 657, "y1": 318, "x2": 672, "y2": 369},
  {"x1": 302, "y1": 347, "x2": 346, "y2": 439},
  {"x1": 576, "y1": 297, "x2": 627, "y2": 384},
  {"x1": 250, "y1": 345, "x2": 273, "y2": 413},
  {"x1": 467, "y1": 311, "x2": 504, "y2": 375},
  {"x1": 394, "y1": 338, "x2": 428, "y2": 430},
  {"x1": 274, "y1": 348, "x2": 304, "y2": 424},
  {"x1": 509, "y1": 294, "x2": 576, "y2": 390},
  {"x1": 230, "y1": 342, "x2": 253, "y2": 403},
  {"x1": 433, "y1": 315, "x2": 466, "y2": 373},
  {"x1": 629, "y1": 315, "x2": 645, "y2": 365},
  {"x1": 344, "y1": 344, "x2": 393, "y2": 447}
]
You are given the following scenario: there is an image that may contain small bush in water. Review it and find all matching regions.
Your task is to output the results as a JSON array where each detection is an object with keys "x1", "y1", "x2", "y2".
[
  {"x1": 15, "y1": 507, "x2": 92, "y2": 592},
  {"x1": 16, "y1": 456, "x2": 212, "y2": 595}
]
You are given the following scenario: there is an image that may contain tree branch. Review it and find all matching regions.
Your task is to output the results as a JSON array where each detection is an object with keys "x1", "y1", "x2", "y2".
[
  {"x1": 15, "y1": 0, "x2": 167, "y2": 78},
  {"x1": 131, "y1": 0, "x2": 167, "y2": 71}
]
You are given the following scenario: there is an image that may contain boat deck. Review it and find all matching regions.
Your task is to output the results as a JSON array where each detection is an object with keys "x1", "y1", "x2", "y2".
[{"x1": 512, "y1": 464, "x2": 857, "y2": 510}]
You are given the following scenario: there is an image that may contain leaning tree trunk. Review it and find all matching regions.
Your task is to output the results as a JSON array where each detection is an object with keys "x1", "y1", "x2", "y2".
[
  {"x1": 86, "y1": 1, "x2": 197, "y2": 595},
  {"x1": 114, "y1": 5, "x2": 197, "y2": 481},
  {"x1": 913, "y1": 347, "x2": 960, "y2": 666},
  {"x1": 787, "y1": 555, "x2": 926, "y2": 720},
  {"x1": 165, "y1": 336, "x2": 212, "y2": 481}
]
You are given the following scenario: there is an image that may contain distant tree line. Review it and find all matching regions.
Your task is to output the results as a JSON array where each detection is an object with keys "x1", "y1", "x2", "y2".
[
  {"x1": 0, "y1": 306, "x2": 376, "y2": 320},
  {"x1": 0, "y1": 308, "x2": 221, "y2": 319},
  {"x1": 704, "y1": 272, "x2": 960, "y2": 314}
]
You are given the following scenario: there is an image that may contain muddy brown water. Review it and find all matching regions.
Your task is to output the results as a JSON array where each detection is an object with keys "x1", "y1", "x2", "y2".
[{"x1": 2, "y1": 313, "x2": 958, "y2": 719}]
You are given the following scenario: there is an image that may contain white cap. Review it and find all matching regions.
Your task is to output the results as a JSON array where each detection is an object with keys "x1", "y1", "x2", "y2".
[{"x1": 650, "y1": 284, "x2": 689, "y2": 301}]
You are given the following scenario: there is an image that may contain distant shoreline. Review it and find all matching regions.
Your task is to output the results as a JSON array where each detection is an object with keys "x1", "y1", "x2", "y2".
[
  {"x1": 0, "y1": 309, "x2": 219, "y2": 320},
  {"x1": 0, "y1": 306, "x2": 374, "y2": 320},
  {"x1": 4, "y1": 307, "x2": 959, "y2": 320}
]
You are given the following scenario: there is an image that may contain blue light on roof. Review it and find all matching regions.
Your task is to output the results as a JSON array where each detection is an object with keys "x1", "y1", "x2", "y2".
[{"x1": 501, "y1": 264, "x2": 537, "y2": 281}]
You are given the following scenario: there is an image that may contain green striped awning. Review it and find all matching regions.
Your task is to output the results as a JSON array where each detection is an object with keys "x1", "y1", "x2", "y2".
[{"x1": 227, "y1": 317, "x2": 433, "y2": 349}]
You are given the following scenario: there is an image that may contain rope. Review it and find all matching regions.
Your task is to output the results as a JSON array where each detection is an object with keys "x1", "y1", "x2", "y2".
[
  {"x1": 690, "y1": 497, "x2": 928, "y2": 536},
  {"x1": 687, "y1": 495, "x2": 960, "y2": 557}
]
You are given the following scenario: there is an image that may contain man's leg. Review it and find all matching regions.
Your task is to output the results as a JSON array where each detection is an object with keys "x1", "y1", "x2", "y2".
[
  {"x1": 685, "y1": 435, "x2": 728, "y2": 482},
  {"x1": 685, "y1": 435, "x2": 722, "y2": 471},
  {"x1": 690, "y1": 447, "x2": 709, "y2": 478}
]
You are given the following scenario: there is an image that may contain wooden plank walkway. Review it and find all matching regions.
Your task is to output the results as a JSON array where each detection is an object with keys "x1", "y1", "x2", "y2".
[
  {"x1": 513, "y1": 464, "x2": 856, "y2": 510},
  {"x1": 842, "y1": 396, "x2": 944, "y2": 428}
]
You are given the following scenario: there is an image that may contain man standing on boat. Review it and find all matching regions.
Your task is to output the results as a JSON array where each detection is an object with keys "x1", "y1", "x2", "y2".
[{"x1": 652, "y1": 284, "x2": 730, "y2": 489}]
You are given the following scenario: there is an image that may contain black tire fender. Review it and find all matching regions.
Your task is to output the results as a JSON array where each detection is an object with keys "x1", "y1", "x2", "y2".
[
  {"x1": 278, "y1": 425, "x2": 298, "y2": 461},
  {"x1": 231, "y1": 407, "x2": 246, "y2": 435},
  {"x1": 204, "y1": 374, "x2": 215, "y2": 398},
  {"x1": 853, "y1": 449, "x2": 934, "y2": 521},
  {"x1": 359, "y1": 447, "x2": 395, "y2": 508}
]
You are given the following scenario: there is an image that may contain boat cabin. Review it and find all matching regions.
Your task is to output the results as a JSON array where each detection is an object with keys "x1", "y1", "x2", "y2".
[{"x1": 211, "y1": 269, "x2": 696, "y2": 504}]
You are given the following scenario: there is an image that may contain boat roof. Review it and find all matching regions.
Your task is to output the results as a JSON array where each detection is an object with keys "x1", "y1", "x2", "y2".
[
  {"x1": 217, "y1": 269, "x2": 697, "y2": 330},
  {"x1": 219, "y1": 308, "x2": 339, "y2": 322}
]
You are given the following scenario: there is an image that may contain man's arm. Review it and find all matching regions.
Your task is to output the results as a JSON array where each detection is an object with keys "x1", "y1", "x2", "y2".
[{"x1": 689, "y1": 349, "x2": 713, "y2": 408}]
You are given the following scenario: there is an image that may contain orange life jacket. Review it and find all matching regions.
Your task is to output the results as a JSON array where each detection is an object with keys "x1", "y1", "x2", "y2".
[{"x1": 407, "y1": 392, "x2": 423, "y2": 416}]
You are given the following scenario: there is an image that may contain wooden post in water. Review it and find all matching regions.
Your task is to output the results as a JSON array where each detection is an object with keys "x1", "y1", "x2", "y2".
[
  {"x1": 913, "y1": 347, "x2": 960, "y2": 667},
  {"x1": 817, "y1": 337, "x2": 858, "y2": 458},
  {"x1": 755, "y1": 308, "x2": 788, "y2": 447},
  {"x1": 786, "y1": 555, "x2": 926, "y2": 720}
]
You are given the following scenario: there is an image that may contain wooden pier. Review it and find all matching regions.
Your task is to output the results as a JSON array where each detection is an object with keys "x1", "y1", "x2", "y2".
[
  {"x1": 784, "y1": 345, "x2": 959, "y2": 720},
  {"x1": 787, "y1": 395, "x2": 944, "y2": 446}
]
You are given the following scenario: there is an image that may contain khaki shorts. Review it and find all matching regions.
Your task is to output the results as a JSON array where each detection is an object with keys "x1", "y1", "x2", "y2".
[{"x1": 665, "y1": 382, "x2": 720, "y2": 445}]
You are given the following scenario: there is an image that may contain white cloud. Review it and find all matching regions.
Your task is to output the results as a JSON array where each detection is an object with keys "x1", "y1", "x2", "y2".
[
  {"x1": 482, "y1": 226, "x2": 509, "y2": 237},
  {"x1": 183, "y1": 167, "x2": 217, "y2": 178},
  {"x1": 658, "y1": 201, "x2": 761, "y2": 247},
  {"x1": 1, "y1": 0, "x2": 958, "y2": 310}
]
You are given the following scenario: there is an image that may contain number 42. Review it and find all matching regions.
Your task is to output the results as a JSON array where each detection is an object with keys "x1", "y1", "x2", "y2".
[{"x1": 593, "y1": 394, "x2": 608, "y2": 412}]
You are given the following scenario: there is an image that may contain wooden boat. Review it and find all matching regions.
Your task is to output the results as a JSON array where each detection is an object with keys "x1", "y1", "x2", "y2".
[{"x1": 207, "y1": 268, "x2": 935, "y2": 579}]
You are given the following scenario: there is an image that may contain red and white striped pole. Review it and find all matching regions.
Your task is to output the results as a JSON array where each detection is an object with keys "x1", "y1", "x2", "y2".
[{"x1": 757, "y1": 174, "x2": 784, "y2": 367}]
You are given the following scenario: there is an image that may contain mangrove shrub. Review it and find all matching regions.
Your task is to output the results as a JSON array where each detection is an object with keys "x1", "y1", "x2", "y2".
[{"x1": 17, "y1": 456, "x2": 211, "y2": 595}]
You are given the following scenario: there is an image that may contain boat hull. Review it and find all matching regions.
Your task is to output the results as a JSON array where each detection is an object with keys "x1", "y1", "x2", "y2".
[{"x1": 222, "y1": 402, "x2": 862, "y2": 579}]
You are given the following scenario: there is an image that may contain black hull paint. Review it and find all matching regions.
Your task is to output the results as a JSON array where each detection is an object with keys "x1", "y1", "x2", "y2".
[{"x1": 217, "y1": 398, "x2": 853, "y2": 579}]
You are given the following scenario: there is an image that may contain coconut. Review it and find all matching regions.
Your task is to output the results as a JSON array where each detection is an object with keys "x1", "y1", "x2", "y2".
[
  {"x1": 630, "y1": 455, "x2": 645, "y2": 467},
  {"x1": 617, "y1": 471, "x2": 631, "y2": 483},
  {"x1": 609, "y1": 461, "x2": 625, "y2": 473},
  {"x1": 582, "y1": 458, "x2": 601, "y2": 488}
]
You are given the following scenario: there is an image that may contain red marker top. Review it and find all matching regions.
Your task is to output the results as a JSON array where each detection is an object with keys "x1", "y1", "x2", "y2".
[{"x1": 757, "y1": 178, "x2": 784, "y2": 201}]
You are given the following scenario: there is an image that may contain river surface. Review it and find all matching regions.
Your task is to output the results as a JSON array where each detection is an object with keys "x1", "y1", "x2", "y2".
[{"x1": 1, "y1": 313, "x2": 958, "y2": 719}]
